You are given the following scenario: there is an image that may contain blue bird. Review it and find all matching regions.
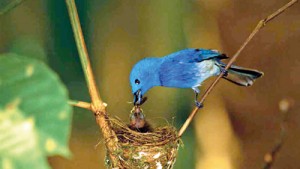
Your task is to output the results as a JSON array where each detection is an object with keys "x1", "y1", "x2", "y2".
[{"x1": 130, "y1": 48, "x2": 263, "y2": 107}]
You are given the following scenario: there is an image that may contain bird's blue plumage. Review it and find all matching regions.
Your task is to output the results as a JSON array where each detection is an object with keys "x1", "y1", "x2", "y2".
[
  {"x1": 158, "y1": 49, "x2": 223, "y2": 88},
  {"x1": 130, "y1": 48, "x2": 262, "y2": 105},
  {"x1": 130, "y1": 48, "x2": 223, "y2": 94}
]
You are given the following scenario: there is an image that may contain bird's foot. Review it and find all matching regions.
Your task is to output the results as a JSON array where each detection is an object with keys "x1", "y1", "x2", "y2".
[
  {"x1": 195, "y1": 101, "x2": 204, "y2": 108},
  {"x1": 220, "y1": 68, "x2": 228, "y2": 77}
]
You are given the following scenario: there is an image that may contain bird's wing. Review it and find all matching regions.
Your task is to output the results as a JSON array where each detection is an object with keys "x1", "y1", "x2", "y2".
[
  {"x1": 158, "y1": 48, "x2": 226, "y2": 88},
  {"x1": 164, "y1": 48, "x2": 228, "y2": 63},
  {"x1": 159, "y1": 61, "x2": 200, "y2": 88}
]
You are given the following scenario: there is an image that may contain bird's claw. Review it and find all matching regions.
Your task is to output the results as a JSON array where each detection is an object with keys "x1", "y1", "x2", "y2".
[
  {"x1": 195, "y1": 101, "x2": 203, "y2": 108},
  {"x1": 220, "y1": 68, "x2": 228, "y2": 77}
]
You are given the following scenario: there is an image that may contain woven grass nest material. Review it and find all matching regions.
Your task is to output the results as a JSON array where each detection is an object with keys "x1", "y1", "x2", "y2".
[{"x1": 106, "y1": 117, "x2": 180, "y2": 169}]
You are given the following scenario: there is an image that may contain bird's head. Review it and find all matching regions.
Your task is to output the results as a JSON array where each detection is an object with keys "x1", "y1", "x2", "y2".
[{"x1": 129, "y1": 57, "x2": 161, "y2": 105}]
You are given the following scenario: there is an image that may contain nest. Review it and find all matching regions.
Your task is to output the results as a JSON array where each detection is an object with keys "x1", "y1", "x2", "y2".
[{"x1": 106, "y1": 117, "x2": 180, "y2": 169}]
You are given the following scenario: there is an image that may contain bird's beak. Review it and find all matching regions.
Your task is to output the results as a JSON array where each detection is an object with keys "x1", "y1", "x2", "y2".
[
  {"x1": 133, "y1": 89, "x2": 142, "y2": 105},
  {"x1": 133, "y1": 89, "x2": 148, "y2": 106}
]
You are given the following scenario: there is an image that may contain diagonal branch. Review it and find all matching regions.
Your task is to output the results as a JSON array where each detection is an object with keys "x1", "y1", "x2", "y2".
[{"x1": 178, "y1": 0, "x2": 298, "y2": 137}]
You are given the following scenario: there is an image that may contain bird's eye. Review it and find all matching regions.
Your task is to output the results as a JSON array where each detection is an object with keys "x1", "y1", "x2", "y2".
[{"x1": 135, "y1": 79, "x2": 140, "y2": 84}]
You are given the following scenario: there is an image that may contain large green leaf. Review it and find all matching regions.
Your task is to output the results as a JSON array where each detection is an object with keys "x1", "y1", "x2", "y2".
[{"x1": 0, "y1": 54, "x2": 72, "y2": 169}]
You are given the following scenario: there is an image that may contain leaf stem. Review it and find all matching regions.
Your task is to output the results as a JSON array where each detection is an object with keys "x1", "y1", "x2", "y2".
[{"x1": 178, "y1": 0, "x2": 298, "y2": 137}]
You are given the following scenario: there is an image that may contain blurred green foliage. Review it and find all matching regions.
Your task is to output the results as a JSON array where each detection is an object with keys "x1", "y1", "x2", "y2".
[
  {"x1": 0, "y1": 54, "x2": 72, "y2": 169},
  {"x1": 0, "y1": 0, "x2": 25, "y2": 15}
]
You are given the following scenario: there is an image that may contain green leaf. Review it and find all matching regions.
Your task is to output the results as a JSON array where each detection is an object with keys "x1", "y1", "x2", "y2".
[
  {"x1": 0, "y1": 54, "x2": 72, "y2": 169},
  {"x1": 0, "y1": 0, "x2": 26, "y2": 15}
]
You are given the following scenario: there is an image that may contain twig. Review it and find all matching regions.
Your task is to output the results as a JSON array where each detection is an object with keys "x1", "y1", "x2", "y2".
[
  {"x1": 65, "y1": 0, "x2": 103, "y2": 112},
  {"x1": 65, "y1": 0, "x2": 121, "y2": 167},
  {"x1": 262, "y1": 98, "x2": 294, "y2": 169},
  {"x1": 178, "y1": 0, "x2": 298, "y2": 137},
  {"x1": 68, "y1": 100, "x2": 91, "y2": 110}
]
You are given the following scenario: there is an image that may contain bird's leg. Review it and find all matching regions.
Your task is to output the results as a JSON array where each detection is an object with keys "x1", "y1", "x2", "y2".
[
  {"x1": 192, "y1": 87, "x2": 203, "y2": 108},
  {"x1": 215, "y1": 62, "x2": 228, "y2": 77}
]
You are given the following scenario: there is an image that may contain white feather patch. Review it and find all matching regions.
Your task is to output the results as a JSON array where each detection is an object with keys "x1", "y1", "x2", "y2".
[{"x1": 196, "y1": 60, "x2": 219, "y2": 77}]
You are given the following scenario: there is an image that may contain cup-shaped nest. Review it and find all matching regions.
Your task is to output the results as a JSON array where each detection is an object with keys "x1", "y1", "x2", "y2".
[{"x1": 106, "y1": 117, "x2": 180, "y2": 169}]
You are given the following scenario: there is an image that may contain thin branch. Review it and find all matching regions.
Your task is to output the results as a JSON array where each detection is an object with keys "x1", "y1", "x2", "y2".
[
  {"x1": 65, "y1": 0, "x2": 121, "y2": 167},
  {"x1": 178, "y1": 0, "x2": 298, "y2": 137},
  {"x1": 68, "y1": 100, "x2": 91, "y2": 110},
  {"x1": 65, "y1": 0, "x2": 103, "y2": 112},
  {"x1": 263, "y1": 98, "x2": 294, "y2": 169}
]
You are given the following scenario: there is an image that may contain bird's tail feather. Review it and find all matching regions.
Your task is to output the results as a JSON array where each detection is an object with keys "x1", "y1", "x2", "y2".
[{"x1": 221, "y1": 64, "x2": 263, "y2": 86}]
